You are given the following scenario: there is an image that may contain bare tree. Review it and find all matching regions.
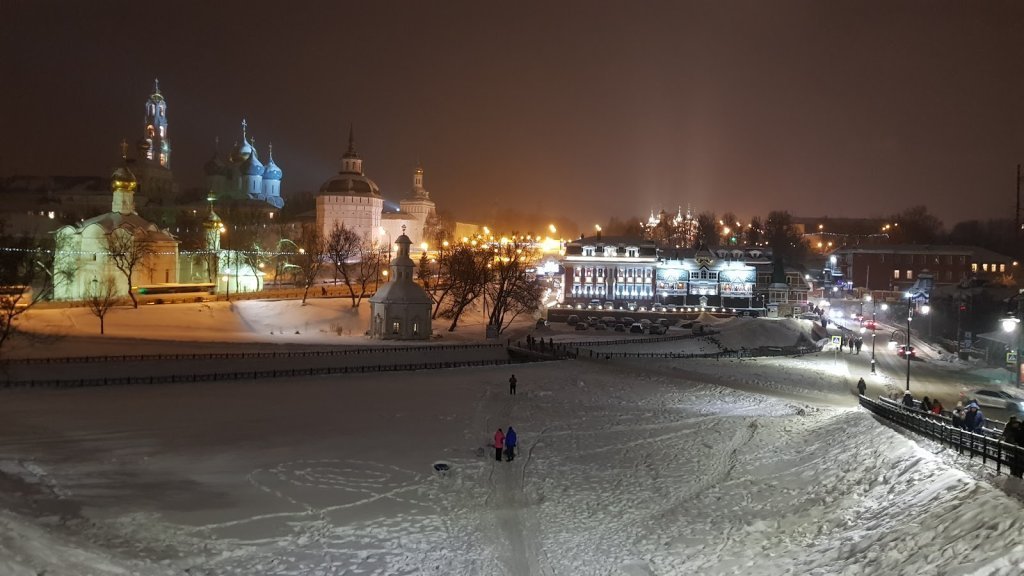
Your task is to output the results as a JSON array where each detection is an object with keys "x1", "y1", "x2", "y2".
[
  {"x1": 440, "y1": 242, "x2": 490, "y2": 331},
  {"x1": 294, "y1": 224, "x2": 328, "y2": 305},
  {"x1": 0, "y1": 227, "x2": 56, "y2": 358},
  {"x1": 418, "y1": 239, "x2": 454, "y2": 318},
  {"x1": 326, "y1": 223, "x2": 363, "y2": 307},
  {"x1": 85, "y1": 275, "x2": 122, "y2": 335},
  {"x1": 351, "y1": 238, "x2": 384, "y2": 307},
  {"x1": 106, "y1": 225, "x2": 154, "y2": 308},
  {"x1": 486, "y1": 236, "x2": 543, "y2": 334}
]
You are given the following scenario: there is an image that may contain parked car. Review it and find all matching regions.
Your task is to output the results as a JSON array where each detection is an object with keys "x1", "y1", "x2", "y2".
[
  {"x1": 629, "y1": 323, "x2": 644, "y2": 334},
  {"x1": 574, "y1": 322, "x2": 589, "y2": 331},
  {"x1": 535, "y1": 319, "x2": 548, "y2": 328},
  {"x1": 897, "y1": 345, "x2": 916, "y2": 358},
  {"x1": 595, "y1": 322, "x2": 608, "y2": 330},
  {"x1": 648, "y1": 324, "x2": 666, "y2": 335},
  {"x1": 970, "y1": 389, "x2": 1024, "y2": 413},
  {"x1": 656, "y1": 318, "x2": 671, "y2": 327},
  {"x1": 691, "y1": 321, "x2": 705, "y2": 335},
  {"x1": 589, "y1": 299, "x2": 602, "y2": 309},
  {"x1": 604, "y1": 301, "x2": 615, "y2": 310},
  {"x1": 622, "y1": 317, "x2": 636, "y2": 326},
  {"x1": 639, "y1": 318, "x2": 652, "y2": 327},
  {"x1": 566, "y1": 315, "x2": 580, "y2": 326},
  {"x1": 614, "y1": 323, "x2": 626, "y2": 332},
  {"x1": 601, "y1": 316, "x2": 617, "y2": 325},
  {"x1": 664, "y1": 304, "x2": 677, "y2": 312},
  {"x1": 587, "y1": 316, "x2": 600, "y2": 326}
]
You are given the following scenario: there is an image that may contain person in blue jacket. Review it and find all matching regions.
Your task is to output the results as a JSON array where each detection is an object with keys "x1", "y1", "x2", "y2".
[
  {"x1": 504, "y1": 426, "x2": 518, "y2": 461},
  {"x1": 963, "y1": 402, "x2": 985, "y2": 433}
]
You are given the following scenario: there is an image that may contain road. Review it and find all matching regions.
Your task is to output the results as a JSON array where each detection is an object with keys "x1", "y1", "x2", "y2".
[{"x1": 842, "y1": 324, "x2": 1018, "y2": 424}]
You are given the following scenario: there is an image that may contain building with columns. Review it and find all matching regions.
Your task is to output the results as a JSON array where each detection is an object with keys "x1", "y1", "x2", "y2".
[
  {"x1": 316, "y1": 128, "x2": 436, "y2": 250},
  {"x1": 560, "y1": 235, "x2": 810, "y2": 313}
]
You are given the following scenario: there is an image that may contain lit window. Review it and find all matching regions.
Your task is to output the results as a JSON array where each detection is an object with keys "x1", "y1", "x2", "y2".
[
  {"x1": 1000, "y1": 264, "x2": 1006, "y2": 272},
  {"x1": 47, "y1": 211, "x2": 55, "y2": 219},
  {"x1": 982, "y1": 263, "x2": 989, "y2": 272},
  {"x1": 971, "y1": 263, "x2": 978, "y2": 272},
  {"x1": 894, "y1": 270, "x2": 900, "y2": 279},
  {"x1": 906, "y1": 270, "x2": 913, "y2": 280}
]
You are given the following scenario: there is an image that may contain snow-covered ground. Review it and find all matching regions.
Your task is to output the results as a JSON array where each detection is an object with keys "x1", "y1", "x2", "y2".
[{"x1": 2, "y1": 301, "x2": 1024, "y2": 575}]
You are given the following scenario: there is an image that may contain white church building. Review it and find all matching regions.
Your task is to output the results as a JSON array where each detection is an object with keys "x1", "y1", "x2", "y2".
[
  {"x1": 316, "y1": 128, "x2": 436, "y2": 251},
  {"x1": 368, "y1": 230, "x2": 433, "y2": 340},
  {"x1": 53, "y1": 147, "x2": 180, "y2": 301}
]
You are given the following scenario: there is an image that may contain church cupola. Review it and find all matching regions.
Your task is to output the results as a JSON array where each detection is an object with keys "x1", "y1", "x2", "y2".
[
  {"x1": 340, "y1": 125, "x2": 363, "y2": 175},
  {"x1": 202, "y1": 193, "x2": 223, "y2": 253},
  {"x1": 229, "y1": 119, "x2": 254, "y2": 164},
  {"x1": 263, "y1": 143, "x2": 283, "y2": 181},
  {"x1": 240, "y1": 143, "x2": 265, "y2": 196},
  {"x1": 111, "y1": 139, "x2": 138, "y2": 214}
]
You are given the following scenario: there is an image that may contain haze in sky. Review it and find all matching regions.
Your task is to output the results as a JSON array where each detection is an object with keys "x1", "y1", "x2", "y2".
[{"x1": 3, "y1": 0, "x2": 1023, "y2": 228}]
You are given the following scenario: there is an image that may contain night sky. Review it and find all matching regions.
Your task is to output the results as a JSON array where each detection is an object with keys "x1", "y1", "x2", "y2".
[{"x1": 3, "y1": 0, "x2": 1023, "y2": 230}]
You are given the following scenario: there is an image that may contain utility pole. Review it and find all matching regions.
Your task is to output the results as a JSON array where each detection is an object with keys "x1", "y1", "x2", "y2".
[{"x1": 1017, "y1": 164, "x2": 1022, "y2": 252}]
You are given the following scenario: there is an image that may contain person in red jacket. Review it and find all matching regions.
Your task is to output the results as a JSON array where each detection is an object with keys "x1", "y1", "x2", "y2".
[{"x1": 493, "y1": 428, "x2": 505, "y2": 461}]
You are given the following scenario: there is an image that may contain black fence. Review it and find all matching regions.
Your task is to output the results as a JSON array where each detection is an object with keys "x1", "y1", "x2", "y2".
[
  {"x1": 860, "y1": 394, "x2": 1022, "y2": 476},
  {"x1": 0, "y1": 357, "x2": 520, "y2": 389},
  {"x1": 1, "y1": 342, "x2": 505, "y2": 366},
  {"x1": 575, "y1": 345, "x2": 817, "y2": 360}
]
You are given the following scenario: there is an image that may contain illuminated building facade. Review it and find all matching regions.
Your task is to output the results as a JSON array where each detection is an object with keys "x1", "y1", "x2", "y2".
[
  {"x1": 130, "y1": 80, "x2": 176, "y2": 202},
  {"x1": 561, "y1": 236, "x2": 807, "y2": 311}
]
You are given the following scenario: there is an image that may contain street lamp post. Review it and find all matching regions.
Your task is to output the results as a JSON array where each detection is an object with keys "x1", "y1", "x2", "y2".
[
  {"x1": 865, "y1": 294, "x2": 877, "y2": 374},
  {"x1": 905, "y1": 296, "x2": 912, "y2": 391},
  {"x1": 1002, "y1": 289, "x2": 1024, "y2": 388},
  {"x1": 904, "y1": 292, "x2": 929, "y2": 391}
]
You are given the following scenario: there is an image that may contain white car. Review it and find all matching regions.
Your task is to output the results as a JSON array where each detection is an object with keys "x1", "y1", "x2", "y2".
[{"x1": 970, "y1": 389, "x2": 1024, "y2": 412}]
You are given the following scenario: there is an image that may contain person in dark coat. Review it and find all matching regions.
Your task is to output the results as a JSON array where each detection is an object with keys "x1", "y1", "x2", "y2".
[
  {"x1": 1003, "y1": 416, "x2": 1024, "y2": 477},
  {"x1": 855, "y1": 338, "x2": 863, "y2": 354},
  {"x1": 902, "y1": 391, "x2": 916, "y2": 409},
  {"x1": 504, "y1": 426, "x2": 518, "y2": 461},
  {"x1": 493, "y1": 428, "x2": 505, "y2": 461},
  {"x1": 920, "y1": 396, "x2": 933, "y2": 413},
  {"x1": 963, "y1": 402, "x2": 985, "y2": 433},
  {"x1": 509, "y1": 374, "x2": 517, "y2": 395},
  {"x1": 951, "y1": 406, "x2": 965, "y2": 428},
  {"x1": 856, "y1": 377, "x2": 867, "y2": 396}
]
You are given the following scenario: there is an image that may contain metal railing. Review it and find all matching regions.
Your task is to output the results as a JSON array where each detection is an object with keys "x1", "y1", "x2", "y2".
[
  {"x1": 0, "y1": 357, "x2": 520, "y2": 389},
  {"x1": 859, "y1": 394, "x2": 1022, "y2": 476},
  {"x1": 1, "y1": 342, "x2": 505, "y2": 365}
]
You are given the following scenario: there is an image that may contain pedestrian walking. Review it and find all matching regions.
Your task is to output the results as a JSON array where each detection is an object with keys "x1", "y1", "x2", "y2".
[
  {"x1": 509, "y1": 374, "x2": 517, "y2": 395},
  {"x1": 504, "y1": 426, "x2": 518, "y2": 461},
  {"x1": 493, "y1": 428, "x2": 505, "y2": 461},
  {"x1": 963, "y1": 402, "x2": 985, "y2": 433},
  {"x1": 856, "y1": 377, "x2": 866, "y2": 396},
  {"x1": 848, "y1": 338, "x2": 855, "y2": 353},
  {"x1": 855, "y1": 338, "x2": 863, "y2": 354},
  {"x1": 902, "y1": 390, "x2": 916, "y2": 409},
  {"x1": 921, "y1": 396, "x2": 933, "y2": 413},
  {"x1": 1003, "y1": 416, "x2": 1024, "y2": 477}
]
